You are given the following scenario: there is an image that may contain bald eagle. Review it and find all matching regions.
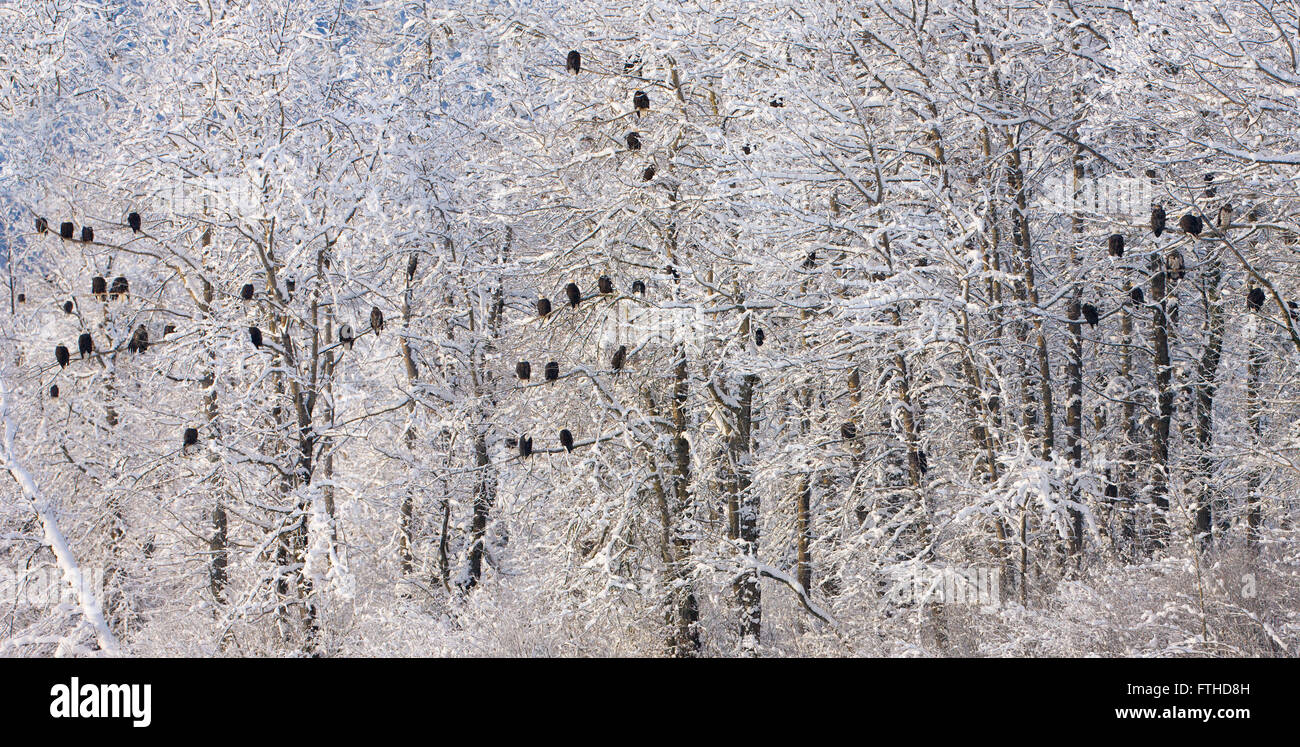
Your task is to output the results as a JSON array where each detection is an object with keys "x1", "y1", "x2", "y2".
[
  {"x1": 1166, "y1": 250, "x2": 1186, "y2": 281},
  {"x1": 128, "y1": 212, "x2": 141, "y2": 233},
  {"x1": 611, "y1": 345, "x2": 627, "y2": 371},
  {"x1": 560, "y1": 429, "x2": 575, "y2": 452},
  {"x1": 55, "y1": 344, "x2": 69, "y2": 368},
  {"x1": 1081, "y1": 303, "x2": 1099, "y2": 327},
  {"x1": 128, "y1": 325, "x2": 149, "y2": 354},
  {"x1": 1151, "y1": 205, "x2": 1166, "y2": 237},
  {"x1": 1248, "y1": 287, "x2": 1265, "y2": 312},
  {"x1": 566, "y1": 50, "x2": 581, "y2": 74},
  {"x1": 1107, "y1": 234, "x2": 1124, "y2": 258},
  {"x1": 566, "y1": 282, "x2": 581, "y2": 308}
]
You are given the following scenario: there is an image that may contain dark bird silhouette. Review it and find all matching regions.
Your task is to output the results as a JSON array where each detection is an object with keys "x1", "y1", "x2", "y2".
[
  {"x1": 127, "y1": 325, "x2": 149, "y2": 354},
  {"x1": 566, "y1": 50, "x2": 581, "y2": 74},
  {"x1": 371, "y1": 306, "x2": 384, "y2": 333},
  {"x1": 407, "y1": 255, "x2": 418, "y2": 280},
  {"x1": 80, "y1": 226, "x2": 94, "y2": 243},
  {"x1": 611, "y1": 344, "x2": 626, "y2": 371},
  {"x1": 598, "y1": 276, "x2": 614, "y2": 294},
  {"x1": 566, "y1": 282, "x2": 581, "y2": 307},
  {"x1": 60, "y1": 222, "x2": 74, "y2": 239},
  {"x1": 642, "y1": 164, "x2": 656, "y2": 181},
  {"x1": 545, "y1": 361, "x2": 559, "y2": 381},
  {"x1": 633, "y1": 90, "x2": 649, "y2": 114},
  {"x1": 516, "y1": 361, "x2": 531, "y2": 380},
  {"x1": 183, "y1": 427, "x2": 199, "y2": 452},
  {"x1": 55, "y1": 345, "x2": 69, "y2": 368},
  {"x1": 49, "y1": 385, "x2": 59, "y2": 399},
  {"x1": 77, "y1": 333, "x2": 93, "y2": 359},
  {"x1": 1166, "y1": 250, "x2": 1186, "y2": 281},
  {"x1": 770, "y1": 96, "x2": 784, "y2": 108},
  {"x1": 339, "y1": 324, "x2": 354, "y2": 349},
  {"x1": 755, "y1": 328, "x2": 765, "y2": 346},
  {"x1": 1179, "y1": 213, "x2": 1202, "y2": 236},
  {"x1": 35, "y1": 217, "x2": 48, "y2": 234},
  {"x1": 1151, "y1": 205, "x2": 1166, "y2": 237},
  {"x1": 840, "y1": 421, "x2": 857, "y2": 440},
  {"x1": 1107, "y1": 234, "x2": 1124, "y2": 258},
  {"x1": 1130, "y1": 286, "x2": 1145, "y2": 305},
  {"x1": 249, "y1": 326, "x2": 263, "y2": 349},
  {"x1": 631, "y1": 280, "x2": 646, "y2": 295},
  {"x1": 1082, "y1": 303, "x2": 1099, "y2": 327},
  {"x1": 16, "y1": 293, "x2": 24, "y2": 303},
  {"x1": 163, "y1": 324, "x2": 176, "y2": 337},
  {"x1": 109, "y1": 276, "x2": 128, "y2": 300},
  {"x1": 519, "y1": 436, "x2": 533, "y2": 458},
  {"x1": 560, "y1": 429, "x2": 575, "y2": 452},
  {"x1": 240, "y1": 283, "x2": 255, "y2": 301},
  {"x1": 626, "y1": 132, "x2": 641, "y2": 150},
  {"x1": 537, "y1": 298, "x2": 552, "y2": 317},
  {"x1": 62, "y1": 300, "x2": 73, "y2": 314},
  {"x1": 128, "y1": 212, "x2": 141, "y2": 233},
  {"x1": 1248, "y1": 287, "x2": 1266, "y2": 312},
  {"x1": 92, "y1": 276, "x2": 107, "y2": 299}
]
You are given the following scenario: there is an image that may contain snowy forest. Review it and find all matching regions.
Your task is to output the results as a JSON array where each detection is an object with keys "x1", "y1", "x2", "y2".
[{"x1": 0, "y1": 0, "x2": 1298, "y2": 658}]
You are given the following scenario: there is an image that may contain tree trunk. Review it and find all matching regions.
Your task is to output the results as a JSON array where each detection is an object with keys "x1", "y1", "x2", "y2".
[
  {"x1": 1193, "y1": 259, "x2": 1224, "y2": 546},
  {"x1": 1149, "y1": 253, "x2": 1173, "y2": 550}
]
